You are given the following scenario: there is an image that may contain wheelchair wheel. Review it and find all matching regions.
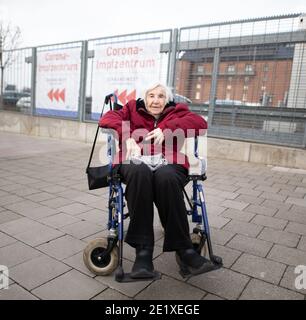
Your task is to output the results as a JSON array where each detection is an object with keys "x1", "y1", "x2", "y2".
[
  {"x1": 191, "y1": 233, "x2": 207, "y2": 257},
  {"x1": 83, "y1": 238, "x2": 118, "y2": 276}
]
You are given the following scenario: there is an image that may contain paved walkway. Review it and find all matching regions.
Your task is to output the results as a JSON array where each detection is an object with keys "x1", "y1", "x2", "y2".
[{"x1": 0, "y1": 131, "x2": 306, "y2": 300}]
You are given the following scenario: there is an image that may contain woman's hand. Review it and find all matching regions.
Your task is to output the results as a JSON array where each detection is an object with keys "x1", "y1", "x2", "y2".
[
  {"x1": 125, "y1": 138, "x2": 141, "y2": 160},
  {"x1": 145, "y1": 128, "x2": 165, "y2": 145}
]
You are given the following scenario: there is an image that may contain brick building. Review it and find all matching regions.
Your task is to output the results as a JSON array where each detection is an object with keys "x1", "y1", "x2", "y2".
[{"x1": 175, "y1": 44, "x2": 294, "y2": 107}]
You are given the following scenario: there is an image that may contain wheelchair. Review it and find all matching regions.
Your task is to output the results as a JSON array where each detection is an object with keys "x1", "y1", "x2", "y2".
[{"x1": 83, "y1": 94, "x2": 222, "y2": 282}]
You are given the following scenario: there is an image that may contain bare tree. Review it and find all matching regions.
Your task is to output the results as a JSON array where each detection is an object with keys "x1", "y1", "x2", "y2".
[{"x1": 0, "y1": 21, "x2": 21, "y2": 104}]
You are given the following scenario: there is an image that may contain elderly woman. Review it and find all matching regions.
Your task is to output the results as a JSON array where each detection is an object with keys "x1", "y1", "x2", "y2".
[{"x1": 99, "y1": 83, "x2": 208, "y2": 279}]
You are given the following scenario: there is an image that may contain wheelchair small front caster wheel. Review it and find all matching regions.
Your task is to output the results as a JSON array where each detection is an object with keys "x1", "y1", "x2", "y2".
[
  {"x1": 83, "y1": 238, "x2": 118, "y2": 276},
  {"x1": 191, "y1": 233, "x2": 207, "y2": 257}
]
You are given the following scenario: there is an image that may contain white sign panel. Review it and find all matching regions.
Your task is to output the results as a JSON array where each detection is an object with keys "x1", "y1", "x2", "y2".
[
  {"x1": 36, "y1": 47, "x2": 81, "y2": 116},
  {"x1": 91, "y1": 38, "x2": 162, "y2": 115}
]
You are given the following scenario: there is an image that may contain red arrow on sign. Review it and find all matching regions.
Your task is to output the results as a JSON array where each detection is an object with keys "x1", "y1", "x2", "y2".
[{"x1": 47, "y1": 89, "x2": 65, "y2": 103}]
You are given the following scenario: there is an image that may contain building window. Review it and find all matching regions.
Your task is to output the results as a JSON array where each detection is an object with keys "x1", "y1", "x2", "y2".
[
  {"x1": 263, "y1": 64, "x2": 269, "y2": 72},
  {"x1": 197, "y1": 65, "x2": 204, "y2": 74},
  {"x1": 243, "y1": 85, "x2": 248, "y2": 91},
  {"x1": 195, "y1": 92, "x2": 200, "y2": 100},
  {"x1": 242, "y1": 93, "x2": 248, "y2": 101},
  {"x1": 245, "y1": 76, "x2": 249, "y2": 83},
  {"x1": 227, "y1": 85, "x2": 232, "y2": 90},
  {"x1": 226, "y1": 93, "x2": 231, "y2": 100},
  {"x1": 245, "y1": 64, "x2": 253, "y2": 73},
  {"x1": 228, "y1": 77, "x2": 233, "y2": 82},
  {"x1": 227, "y1": 65, "x2": 236, "y2": 74},
  {"x1": 196, "y1": 84, "x2": 201, "y2": 89}
]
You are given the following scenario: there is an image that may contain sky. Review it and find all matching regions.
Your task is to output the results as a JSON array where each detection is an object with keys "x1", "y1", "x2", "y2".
[{"x1": 0, "y1": 0, "x2": 306, "y2": 48}]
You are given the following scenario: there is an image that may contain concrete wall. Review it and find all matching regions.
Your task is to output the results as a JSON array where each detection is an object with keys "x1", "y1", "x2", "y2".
[{"x1": 1, "y1": 110, "x2": 306, "y2": 169}]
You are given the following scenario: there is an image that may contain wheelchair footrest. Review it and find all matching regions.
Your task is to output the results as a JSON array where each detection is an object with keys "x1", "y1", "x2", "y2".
[
  {"x1": 178, "y1": 255, "x2": 223, "y2": 279},
  {"x1": 115, "y1": 270, "x2": 161, "y2": 283}
]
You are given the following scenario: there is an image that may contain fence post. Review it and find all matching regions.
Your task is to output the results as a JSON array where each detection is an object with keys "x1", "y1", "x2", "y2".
[
  {"x1": 207, "y1": 47, "x2": 220, "y2": 128},
  {"x1": 78, "y1": 40, "x2": 88, "y2": 122},
  {"x1": 168, "y1": 28, "x2": 178, "y2": 91},
  {"x1": 30, "y1": 47, "x2": 37, "y2": 116}
]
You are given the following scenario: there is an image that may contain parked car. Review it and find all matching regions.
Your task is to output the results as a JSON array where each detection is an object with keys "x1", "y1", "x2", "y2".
[
  {"x1": 16, "y1": 96, "x2": 31, "y2": 109},
  {"x1": 2, "y1": 90, "x2": 30, "y2": 106},
  {"x1": 174, "y1": 94, "x2": 192, "y2": 104},
  {"x1": 204, "y1": 99, "x2": 243, "y2": 106}
]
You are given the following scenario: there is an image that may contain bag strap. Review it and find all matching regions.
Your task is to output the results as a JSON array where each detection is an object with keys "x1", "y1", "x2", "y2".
[{"x1": 86, "y1": 97, "x2": 113, "y2": 172}]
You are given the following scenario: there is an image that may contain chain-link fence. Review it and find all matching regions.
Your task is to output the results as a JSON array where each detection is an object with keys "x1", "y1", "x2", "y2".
[
  {"x1": 1, "y1": 14, "x2": 306, "y2": 148},
  {"x1": 175, "y1": 13, "x2": 306, "y2": 147}
]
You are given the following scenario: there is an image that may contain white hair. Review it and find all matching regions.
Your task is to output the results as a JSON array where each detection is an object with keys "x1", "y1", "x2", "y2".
[{"x1": 141, "y1": 83, "x2": 174, "y2": 106}]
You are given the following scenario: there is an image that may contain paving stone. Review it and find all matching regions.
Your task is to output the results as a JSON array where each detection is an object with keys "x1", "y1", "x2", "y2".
[
  {"x1": 244, "y1": 204, "x2": 278, "y2": 217},
  {"x1": 10, "y1": 255, "x2": 71, "y2": 290},
  {"x1": 58, "y1": 203, "x2": 91, "y2": 215},
  {"x1": 276, "y1": 210, "x2": 306, "y2": 225},
  {"x1": 0, "y1": 242, "x2": 42, "y2": 268},
  {"x1": 36, "y1": 235, "x2": 86, "y2": 260},
  {"x1": 250, "y1": 215, "x2": 288, "y2": 230},
  {"x1": 13, "y1": 224, "x2": 64, "y2": 247},
  {"x1": 213, "y1": 244, "x2": 242, "y2": 268},
  {"x1": 17, "y1": 205, "x2": 60, "y2": 220},
  {"x1": 297, "y1": 236, "x2": 306, "y2": 251},
  {"x1": 221, "y1": 208, "x2": 255, "y2": 222},
  {"x1": 24, "y1": 192, "x2": 58, "y2": 202},
  {"x1": 231, "y1": 253, "x2": 286, "y2": 284},
  {"x1": 261, "y1": 199, "x2": 292, "y2": 211},
  {"x1": 0, "y1": 217, "x2": 44, "y2": 236},
  {"x1": 39, "y1": 197, "x2": 75, "y2": 209},
  {"x1": 235, "y1": 188, "x2": 262, "y2": 197},
  {"x1": 220, "y1": 199, "x2": 249, "y2": 211},
  {"x1": 226, "y1": 234, "x2": 273, "y2": 258},
  {"x1": 95, "y1": 259, "x2": 156, "y2": 298},
  {"x1": 202, "y1": 293, "x2": 224, "y2": 300},
  {"x1": 222, "y1": 220, "x2": 263, "y2": 238},
  {"x1": 206, "y1": 215, "x2": 230, "y2": 229},
  {"x1": 187, "y1": 268, "x2": 250, "y2": 300},
  {"x1": 59, "y1": 221, "x2": 102, "y2": 239},
  {"x1": 3, "y1": 200, "x2": 42, "y2": 213},
  {"x1": 63, "y1": 251, "x2": 96, "y2": 278},
  {"x1": 285, "y1": 197, "x2": 306, "y2": 208},
  {"x1": 0, "y1": 194, "x2": 25, "y2": 206},
  {"x1": 32, "y1": 269, "x2": 105, "y2": 300},
  {"x1": 205, "y1": 204, "x2": 227, "y2": 216},
  {"x1": 239, "y1": 278, "x2": 304, "y2": 300},
  {"x1": 235, "y1": 194, "x2": 265, "y2": 206},
  {"x1": 268, "y1": 244, "x2": 306, "y2": 266},
  {"x1": 210, "y1": 227, "x2": 235, "y2": 246},
  {"x1": 258, "y1": 227, "x2": 300, "y2": 248},
  {"x1": 0, "y1": 210, "x2": 23, "y2": 224},
  {"x1": 153, "y1": 252, "x2": 186, "y2": 281},
  {"x1": 92, "y1": 288, "x2": 132, "y2": 300},
  {"x1": 135, "y1": 275, "x2": 205, "y2": 300},
  {"x1": 284, "y1": 222, "x2": 306, "y2": 236},
  {"x1": 0, "y1": 284, "x2": 39, "y2": 300},
  {"x1": 76, "y1": 209, "x2": 109, "y2": 227},
  {"x1": 280, "y1": 266, "x2": 306, "y2": 295},
  {"x1": 12, "y1": 187, "x2": 41, "y2": 197},
  {"x1": 39, "y1": 213, "x2": 81, "y2": 228},
  {"x1": 0, "y1": 231, "x2": 18, "y2": 248}
]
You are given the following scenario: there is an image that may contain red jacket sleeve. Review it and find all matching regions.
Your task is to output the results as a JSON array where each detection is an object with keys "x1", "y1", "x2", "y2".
[
  {"x1": 98, "y1": 102, "x2": 131, "y2": 139},
  {"x1": 159, "y1": 104, "x2": 207, "y2": 136}
]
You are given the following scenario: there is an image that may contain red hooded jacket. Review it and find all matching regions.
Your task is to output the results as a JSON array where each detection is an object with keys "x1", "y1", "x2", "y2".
[{"x1": 98, "y1": 99, "x2": 207, "y2": 170}]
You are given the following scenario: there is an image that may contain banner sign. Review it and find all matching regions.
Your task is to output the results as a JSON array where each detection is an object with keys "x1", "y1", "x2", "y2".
[
  {"x1": 91, "y1": 38, "x2": 162, "y2": 118},
  {"x1": 36, "y1": 47, "x2": 81, "y2": 117}
]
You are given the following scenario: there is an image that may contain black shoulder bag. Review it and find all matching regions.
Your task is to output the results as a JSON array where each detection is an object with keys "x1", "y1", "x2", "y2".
[{"x1": 85, "y1": 96, "x2": 114, "y2": 190}]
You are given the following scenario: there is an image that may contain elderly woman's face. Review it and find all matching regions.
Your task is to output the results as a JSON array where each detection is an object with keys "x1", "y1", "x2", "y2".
[{"x1": 145, "y1": 86, "x2": 167, "y2": 117}]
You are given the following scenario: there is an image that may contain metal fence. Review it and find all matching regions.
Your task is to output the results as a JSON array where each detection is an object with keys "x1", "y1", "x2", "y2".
[{"x1": 1, "y1": 14, "x2": 306, "y2": 148}]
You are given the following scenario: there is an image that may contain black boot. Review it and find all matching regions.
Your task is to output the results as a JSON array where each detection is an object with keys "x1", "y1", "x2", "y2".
[
  {"x1": 176, "y1": 248, "x2": 214, "y2": 276},
  {"x1": 130, "y1": 245, "x2": 155, "y2": 279}
]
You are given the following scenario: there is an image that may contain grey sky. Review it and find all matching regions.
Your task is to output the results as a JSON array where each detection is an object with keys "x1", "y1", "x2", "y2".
[{"x1": 1, "y1": 0, "x2": 306, "y2": 47}]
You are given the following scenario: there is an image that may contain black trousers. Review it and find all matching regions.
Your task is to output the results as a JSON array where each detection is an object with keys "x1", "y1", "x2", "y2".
[{"x1": 118, "y1": 163, "x2": 193, "y2": 252}]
